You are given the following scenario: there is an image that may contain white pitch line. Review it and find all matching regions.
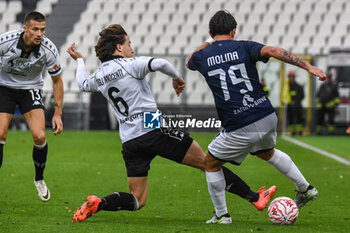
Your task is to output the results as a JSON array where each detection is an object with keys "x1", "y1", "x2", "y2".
[{"x1": 282, "y1": 135, "x2": 350, "y2": 166}]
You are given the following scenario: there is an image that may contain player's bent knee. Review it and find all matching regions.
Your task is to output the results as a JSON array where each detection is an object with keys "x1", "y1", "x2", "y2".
[
  {"x1": 33, "y1": 133, "x2": 46, "y2": 145},
  {"x1": 257, "y1": 149, "x2": 275, "y2": 161},
  {"x1": 0, "y1": 128, "x2": 7, "y2": 141}
]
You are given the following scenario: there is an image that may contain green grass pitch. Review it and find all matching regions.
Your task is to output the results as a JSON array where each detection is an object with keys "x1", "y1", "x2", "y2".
[{"x1": 0, "y1": 131, "x2": 349, "y2": 233}]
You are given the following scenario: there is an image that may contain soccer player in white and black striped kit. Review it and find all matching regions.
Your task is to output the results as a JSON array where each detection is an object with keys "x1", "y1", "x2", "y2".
[
  {"x1": 0, "y1": 11, "x2": 63, "y2": 201},
  {"x1": 68, "y1": 24, "x2": 276, "y2": 223}
]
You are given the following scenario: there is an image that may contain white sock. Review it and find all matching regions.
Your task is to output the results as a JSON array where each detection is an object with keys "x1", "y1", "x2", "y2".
[
  {"x1": 206, "y1": 169, "x2": 228, "y2": 217},
  {"x1": 267, "y1": 149, "x2": 309, "y2": 192}
]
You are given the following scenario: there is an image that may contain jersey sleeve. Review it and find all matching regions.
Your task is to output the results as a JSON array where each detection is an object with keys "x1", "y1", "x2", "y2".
[
  {"x1": 187, "y1": 51, "x2": 199, "y2": 71},
  {"x1": 44, "y1": 41, "x2": 62, "y2": 76},
  {"x1": 245, "y1": 41, "x2": 269, "y2": 63},
  {"x1": 76, "y1": 58, "x2": 98, "y2": 92},
  {"x1": 127, "y1": 56, "x2": 153, "y2": 79}
]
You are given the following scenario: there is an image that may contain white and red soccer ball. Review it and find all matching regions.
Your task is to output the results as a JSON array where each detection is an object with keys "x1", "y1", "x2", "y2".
[{"x1": 268, "y1": 197, "x2": 299, "y2": 225}]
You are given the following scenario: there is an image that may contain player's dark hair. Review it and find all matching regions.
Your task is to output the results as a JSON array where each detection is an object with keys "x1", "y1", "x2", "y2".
[
  {"x1": 209, "y1": 10, "x2": 237, "y2": 37},
  {"x1": 95, "y1": 24, "x2": 127, "y2": 62},
  {"x1": 24, "y1": 11, "x2": 46, "y2": 24}
]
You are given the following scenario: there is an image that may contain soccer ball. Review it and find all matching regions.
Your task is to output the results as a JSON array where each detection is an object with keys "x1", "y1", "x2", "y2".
[{"x1": 267, "y1": 196, "x2": 299, "y2": 225}]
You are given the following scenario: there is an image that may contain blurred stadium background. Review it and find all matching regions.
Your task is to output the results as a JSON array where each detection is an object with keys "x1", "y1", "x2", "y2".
[{"x1": 1, "y1": 0, "x2": 350, "y2": 134}]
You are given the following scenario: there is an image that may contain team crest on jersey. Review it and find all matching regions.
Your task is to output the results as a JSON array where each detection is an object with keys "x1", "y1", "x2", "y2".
[{"x1": 143, "y1": 110, "x2": 162, "y2": 129}]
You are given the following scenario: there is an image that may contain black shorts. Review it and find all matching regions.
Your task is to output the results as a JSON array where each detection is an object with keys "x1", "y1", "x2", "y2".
[
  {"x1": 0, "y1": 85, "x2": 45, "y2": 114},
  {"x1": 122, "y1": 127, "x2": 194, "y2": 177}
]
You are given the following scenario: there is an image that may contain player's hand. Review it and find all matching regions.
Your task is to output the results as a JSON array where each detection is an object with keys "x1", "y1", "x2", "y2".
[
  {"x1": 67, "y1": 43, "x2": 83, "y2": 60},
  {"x1": 52, "y1": 114, "x2": 63, "y2": 135},
  {"x1": 308, "y1": 66, "x2": 327, "y2": 81},
  {"x1": 172, "y1": 77, "x2": 186, "y2": 96}
]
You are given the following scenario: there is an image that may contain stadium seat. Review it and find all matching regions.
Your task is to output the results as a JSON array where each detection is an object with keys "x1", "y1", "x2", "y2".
[
  {"x1": 292, "y1": 12, "x2": 308, "y2": 26},
  {"x1": 262, "y1": 13, "x2": 278, "y2": 25},
  {"x1": 207, "y1": 2, "x2": 223, "y2": 15},
  {"x1": 203, "y1": 92, "x2": 214, "y2": 105},
  {"x1": 256, "y1": 23, "x2": 272, "y2": 38},
  {"x1": 246, "y1": 13, "x2": 262, "y2": 26},
  {"x1": 192, "y1": 1, "x2": 207, "y2": 14},
  {"x1": 308, "y1": 12, "x2": 323, "y2": 25},
  {"x1": 280, "y1": 36, "x2": 297, "y2": 51},
  {"x1": 147, "y1": 1, "x2": 162, "y2": 13},
  {"x1": 323, "y1": 13, "x2": 338, "y2": 25},
  {"x1": 7, "y1": 22, "x2": 21, "y2": 31},
  {"x1": 283, "y1": 1, "x2": 298, "y2": 14},
  {"x1": 327, "y1": 35, "x2": 343, "y2": 48},
  {"x1": 238, "y1": 1, "x2": 253, "y2": 14},
  {"x1": 132, "y1": 1, "x2": 147, "y2": 14},
  {"x1": 254, "y1": 1, "x2": 268, "y2": 15},
  {"x1": 0, "y1": 1, "x2": 7, "y2": 14},
  {"x1": 1, "y1": 12, "x2": 16, "y2": 24},
  {"x1": 177, "y1": 1, "x2": 193, "y2": 14},
  {"x1": 7, "y1": 1, "x2": 22, "y2": 13},
  {"x1": 240, "y1": 24, "x2": 256, "y2": 38},
  {"x1": 333, "y1": 23, "x2": 348, "y2": 37},
  {"x1": 298, "y1": 1, "x2": 314, "y2": 14},
  {"x1": 37, "y1": 0, "x2": 54, "y2": 15},
  {"x1": 117, "y1": 1, "x2": 132, "y2": 12},
  {"x1": 86, "y1": 0, "x2": 103, "y2": 12},
  {"x1": 343, "y1": 35, "x2": 350, "y2": 46},
  {"x1": 223, "y1": 1, "x2": 239, "y2": 12},
  {"x1": 180, "y1": 24, "x2": 196, "y2": 37},
  {"x1": 134, "y1": 23, "x2": 150, "y2": 37},
  {"x1": 267, "y1": 1, "x2": 284, "y2": 14},
  {"x1": 157, "y1": 34, "x2": 173, "y2": 48},
  {"x1": 186, "y1": 12, "x2": 202, "y2": 26},
  {"x1": 153, "y1": 44, "x2": 169, "y2": 55},
  {"x1": 162, "y1": 1, "x2": 177, "y2": 13},
  {"x1": 302, "y1": 24, "x2": 318, "y2": 36},
  {"x1": 265, "y1": 35, "x2": 281, "y2": 46},
  {"x1": 313, "y1": 2, "x2": 329, "y2": 14}
]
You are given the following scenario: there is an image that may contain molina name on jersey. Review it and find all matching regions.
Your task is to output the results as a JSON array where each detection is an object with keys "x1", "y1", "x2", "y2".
[
  {"x1": 188, "y1": 40, "x2": 275, "y2": 132},
  {"x1": 0, "y1": 29, "x2": 61, "y2": 89}
]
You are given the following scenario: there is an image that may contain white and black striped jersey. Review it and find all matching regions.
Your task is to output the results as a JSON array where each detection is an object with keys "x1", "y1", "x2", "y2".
[
  {"x1": 77, "y1": 56, "x2": 159, "y2": 143},
  {"x1": 0, "y1": 29, "x2": 62, "y2": 89}
]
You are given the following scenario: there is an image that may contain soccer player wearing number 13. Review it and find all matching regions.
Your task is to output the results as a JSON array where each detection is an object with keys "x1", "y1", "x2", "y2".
[
  {"x1": 187, "y1": 10, "x2": 327, "y2": 223},
  {"x1": 0, "y1": 11, "x2": 63, "y2": 202},
  {"x1": 68, "y1": 24, "x2": 276, "y2": 223}
]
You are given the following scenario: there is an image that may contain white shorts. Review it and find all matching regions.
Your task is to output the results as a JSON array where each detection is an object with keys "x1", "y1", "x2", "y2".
[{"x1": 208, "y1": 113, "x2": 277, "y2": 165}]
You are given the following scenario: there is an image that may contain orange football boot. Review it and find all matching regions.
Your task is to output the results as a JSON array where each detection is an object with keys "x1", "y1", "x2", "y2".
[
  {"x1": 252, "y1": 185, "x2": 277, "y2": 211},
  {"x1": 72, "y1": 195, "x2": 101, "y2": 222}
]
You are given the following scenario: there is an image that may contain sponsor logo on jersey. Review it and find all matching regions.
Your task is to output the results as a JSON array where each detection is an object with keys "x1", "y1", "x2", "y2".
[
  {"x1": 33, "y1": 100, "x2": 42, "y2": 106},
  {"x1": 143, "y1": 110, "x2": 162, "y2": 129},
  {"x1": 51, "y1": 64, "x2": 61, "y2": 72}
]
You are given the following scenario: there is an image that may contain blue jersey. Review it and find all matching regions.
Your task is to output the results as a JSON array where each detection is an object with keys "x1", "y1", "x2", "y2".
[{"x1": 188, "y1": 40, "x2": 275, "y2": 132}]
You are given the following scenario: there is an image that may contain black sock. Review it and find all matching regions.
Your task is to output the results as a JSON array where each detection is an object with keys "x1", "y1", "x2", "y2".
[
  {"x1": 0, "y1": 143, "x2": 4, "y2": 168},
  {"x1": 0, "y1": 143, "x2": 4, "y2": 167},
  {"x1": 97, "y1": 192, "x2": 138, "y2": 212},
  {"x1": 33, "y1": 143, "x2": 48, "y2": 181},
  {"x1": 222, "y1": 166, "x2": 259, "y2": 203}
]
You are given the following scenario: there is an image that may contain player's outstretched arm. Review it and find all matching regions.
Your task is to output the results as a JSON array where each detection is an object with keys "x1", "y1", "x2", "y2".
[
  {"x1": 150, "y1": 58, "x2": 185, "y2": 96},
  {"x1": 67, "y1": 43, "x2": 91, "y2": 91},
  {"x1": 51, "y1": 74, "x2": 63, "y2": 135},
  {"x1": 261, "y1": 46, "x2": 327, "y2": 81}
]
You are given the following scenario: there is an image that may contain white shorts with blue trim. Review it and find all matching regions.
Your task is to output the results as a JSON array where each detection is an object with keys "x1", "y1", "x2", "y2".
[{"x1": 208, "y1": 113, "x2": 278, "y2": 165}]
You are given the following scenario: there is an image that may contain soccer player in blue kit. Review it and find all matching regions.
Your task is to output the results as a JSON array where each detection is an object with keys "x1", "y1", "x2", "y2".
[{"x1": 187, "y1": 10, "x2": 327, "y2": 223}]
